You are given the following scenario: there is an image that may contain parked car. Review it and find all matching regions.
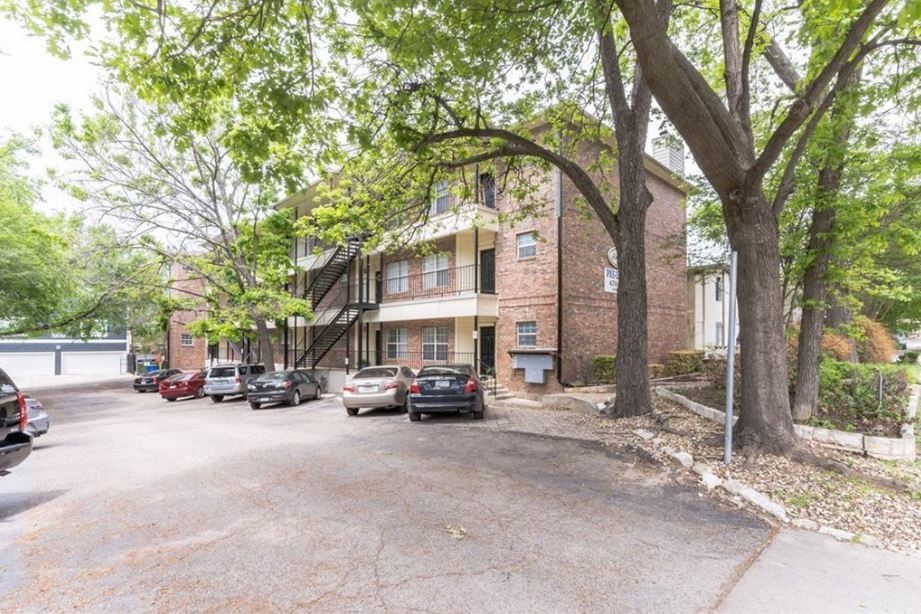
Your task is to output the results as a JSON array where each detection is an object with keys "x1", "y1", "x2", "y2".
[
  {"x1": 204, "y1": 363, "x2": 266, "y2": 403},
  {"x1": 133, "y1": 369, "x2": 182, "y2": 392},
  {"x1": 407, "y1": 364, "x2": 486, "y2": 422},
  {"x1": 158, "y1": 371, "x2": 207, "y2": 402},
  {"x1": 0, "y1": 367, "x2": 32, "y2": 475},
  {"x1": 247, "y1": 370, "x2": 321, "y2": 409},
  {"x1": 342, "y1": 365, "x2": 414, "y2": 416},
  {"x1": 24, "y1": 396, "x2": 50, "y2": 437}
]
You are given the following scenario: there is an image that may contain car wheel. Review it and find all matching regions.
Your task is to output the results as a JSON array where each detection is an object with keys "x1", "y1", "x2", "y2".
[
  {"x1": 195, "y1": 388, "x2": 205, "y2": 399},
  {"x1": 211, "y1": 395, "x2": 224, "y2": 403},
  {"x1": 250, "y1": 402, "x2": 261, "y2": 410},
  {"x1": 314, "y1": 385, "x2": 321, "y2": 400},
  {"x1": 409, "y1": 412, "x2": 421, "y2": 422},
  {"x1": 401, "y1": 396, "x2": 409, "y2": 413},
  {"x1": 346, "y1": 407, "x2": 359, "y2": 416},
  {"x1": 290, "y1": 390, "x2": 301, "y2": 407},
  {"x1": 166, "y1": 397, "x2": 176, "y2": 402}
]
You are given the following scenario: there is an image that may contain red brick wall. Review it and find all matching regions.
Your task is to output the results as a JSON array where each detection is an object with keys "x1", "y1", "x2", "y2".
[
  {"x1": 558, "y1": 155, "x2": 688, "y2": 385},
  {"x1": 379, "y1": 318, "x2": 457, "y2": 372},
  {"x1": 167, "y1": 263, "x2": 208, "y2": 370},
  {"x1": 494, "y1": 175, "x2": 563, "y2": 397}
]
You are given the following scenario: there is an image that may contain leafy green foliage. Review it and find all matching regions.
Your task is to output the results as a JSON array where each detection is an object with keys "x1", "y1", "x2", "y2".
[
  {"x1": 592, "y1": 355, "x2": 616, "y2": 384},
  {"x1": 664, "y1": 350, "x2": 705, "y2": 376},
  {"x1": 814, "y1": 359, "x2": 910, "y2": 435}
]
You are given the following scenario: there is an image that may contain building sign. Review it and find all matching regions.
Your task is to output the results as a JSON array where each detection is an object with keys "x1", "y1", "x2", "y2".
[{"x1": 604, "y1": 267, "x2": 619, "y2": 294}]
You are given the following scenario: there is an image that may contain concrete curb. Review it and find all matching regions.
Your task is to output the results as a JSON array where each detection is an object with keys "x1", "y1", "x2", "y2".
[
  {"x1": 641, "y1": 433, "x2": 898, "y2": 552},
  {"x1": 656, "y1": 386, "x2": 917, "y2": 461}
]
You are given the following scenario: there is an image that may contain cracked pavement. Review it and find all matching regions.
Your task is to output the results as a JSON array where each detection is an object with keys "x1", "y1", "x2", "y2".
[{"x1": 1, "y1": 383, "x2": 771, "y2": 612}]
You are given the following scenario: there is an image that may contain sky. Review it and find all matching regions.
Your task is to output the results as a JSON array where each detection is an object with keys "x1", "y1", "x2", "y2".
[{"x1": 0, "y1": 18, "x2": 103, "y2": 215}]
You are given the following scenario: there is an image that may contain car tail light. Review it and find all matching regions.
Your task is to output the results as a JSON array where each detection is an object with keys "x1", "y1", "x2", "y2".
[
  {"x1": 464, "y1": 379, "x2": 478, "y2": 393},
  {"x1": 409, "y1": 380, "x2": 420, "y2": 394},
  {"x1": 16, "y1": 393, "x2": 28, "y2": 432},
  {"x1": 382, "y1": 381, "x2": 399, "y2": 390},
  {"x1": 342, "y1": 384, "x2": 355, "y2": 393},
  {"x1": 235, "y1": 376, "x2": 242, "y2": 384}
]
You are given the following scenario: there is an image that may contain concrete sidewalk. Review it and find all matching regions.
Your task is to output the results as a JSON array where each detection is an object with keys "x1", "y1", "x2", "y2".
[
  {"x1": 20, "y1": 373, "x2": 135, "y2": 393},
  {"x1": 719, "y1": 528, "x2": 921, "y2": 613}
]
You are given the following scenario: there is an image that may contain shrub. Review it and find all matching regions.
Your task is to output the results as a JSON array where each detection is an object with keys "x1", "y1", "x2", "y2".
[
  {"x1": 855, "y1": 317, "x2": 897, "y2": 364},
  {"x1": 592, "y1": 355, "x2": 616, "y2": 384},
  {"x1": 816, "y1": 359, "x2": 910, "y2": 430},
  {"x1": 898, "y1": 351, "x2": 920, "y2": 365},
  {"x1": 821, "y1": 333, "x2": 854, "y2": 361},
  {"x1": 664, "y1": 350, "x2": 704, "y2": 376},
  {"x1": 648, "y1": 363, "x2": 666, "y2": 379},
  {"x1": 702, "y1": 355, "x2": 741, "y2": 391}
]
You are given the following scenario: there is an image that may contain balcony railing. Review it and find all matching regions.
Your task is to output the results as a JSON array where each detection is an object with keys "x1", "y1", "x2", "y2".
[{"x1": 382, "y1": 263, "x2": 494, "y2": 302}]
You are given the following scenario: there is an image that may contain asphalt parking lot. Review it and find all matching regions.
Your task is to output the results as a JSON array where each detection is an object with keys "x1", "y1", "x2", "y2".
[{"x1": 0, "y1": 382, "x2": 772, "y2": 612}]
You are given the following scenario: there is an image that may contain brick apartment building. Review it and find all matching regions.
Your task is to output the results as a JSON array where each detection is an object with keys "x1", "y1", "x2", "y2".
[
  {"x1": 281, "y1": 135, "x2": 688, "y2": 398},
  {"x1": 166, "y1": 262, "x2": 214, "y2": 370}
]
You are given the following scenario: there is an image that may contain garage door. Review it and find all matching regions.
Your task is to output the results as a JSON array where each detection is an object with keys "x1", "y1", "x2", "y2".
[
  {"x1": 61, "y1": 352, "x2": 124, "y2": 376},
  {"x1": 0, "y1": 353, "x2": 55, "y2": 379}
]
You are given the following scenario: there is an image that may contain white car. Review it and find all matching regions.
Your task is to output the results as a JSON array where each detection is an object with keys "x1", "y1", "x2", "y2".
[{"x1": 342, "y1": 366, "x2": 415, "y2": 416}]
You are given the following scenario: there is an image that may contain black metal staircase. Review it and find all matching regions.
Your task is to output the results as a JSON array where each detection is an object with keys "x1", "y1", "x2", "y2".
[
  {"x1": 303, "y1": 236, "x2": 363, "y2": 309},
  {"x1": 296, "y1": 235, "x2": 376, "y2": 369}
]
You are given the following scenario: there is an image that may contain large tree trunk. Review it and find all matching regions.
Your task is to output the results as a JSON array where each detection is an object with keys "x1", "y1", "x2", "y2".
[
  {"x1": 255, "y1": 318, "x2": 276, "y2": 372},
  {"x1": 791, "y1": 206, "x2": 836, "y2": 421},
  {"x1": 728, "y1": 192, "x2": 798, "y2": 454},
  {"x1": 611, "y1": 151, "x2": 653, "y2": 418}
]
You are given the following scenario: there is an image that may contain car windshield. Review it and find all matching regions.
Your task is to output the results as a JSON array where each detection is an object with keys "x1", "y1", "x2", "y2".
[
  {"x1": 355, "y1": 367, "x2": 398, "y2": 379},
  {"x1": 418, "y1": 365, "x2": 471, "y2": 376},
  {"x1": 209, "y1": 367, "x2": 237, "y2": 378},
  {"x1": 258, "y1": 372, "x2": 288, "y2": 381}
]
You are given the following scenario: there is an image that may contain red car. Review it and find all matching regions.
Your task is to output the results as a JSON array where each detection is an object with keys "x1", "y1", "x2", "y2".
[{"x1": 158, "y1": 371, "x2": 207, "y2": 402}]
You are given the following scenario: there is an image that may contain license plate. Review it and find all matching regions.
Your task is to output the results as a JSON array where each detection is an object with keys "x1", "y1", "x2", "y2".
[
  {"x1": 170, "y1": 385, "x2": 177, "y2": 389},
  {"x1": 435, "y1": 380, "x2": 450, "y2": 389},
  {"x1": 359, "y1": 385, "x2": 377, "y2": 393}
]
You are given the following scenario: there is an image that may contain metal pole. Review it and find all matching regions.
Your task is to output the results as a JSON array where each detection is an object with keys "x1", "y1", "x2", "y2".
[{"x1": 724, "y1": 251, "x2": 738, "y2": 465}]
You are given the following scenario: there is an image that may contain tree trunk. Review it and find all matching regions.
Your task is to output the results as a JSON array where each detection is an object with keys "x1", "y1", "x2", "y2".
[
  {"x1": 610, "y1": 137, "x2": 653, "y2": 418},
  {"x1": 728, "y1": 192, "x2": 798, "y2": 454},
  {"x1": 255, "y1": 318, "x2": 276, "y2": 372},
  {"x1": 791, "y1": 198, "x2": 837, "y2": 422},
  {"x1": 792, "y1": 67, "x2": 860, "y2": 421}
]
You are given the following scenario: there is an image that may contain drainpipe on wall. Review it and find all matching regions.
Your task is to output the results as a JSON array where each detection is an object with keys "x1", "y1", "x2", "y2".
[{"x1": 556, "y1": 162, "x2": 564, "y2": 383}]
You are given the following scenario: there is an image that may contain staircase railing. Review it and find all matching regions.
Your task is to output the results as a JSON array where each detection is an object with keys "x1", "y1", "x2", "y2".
[{"x1": 477, "y1": 359, "x2": 498, "y2": 397}]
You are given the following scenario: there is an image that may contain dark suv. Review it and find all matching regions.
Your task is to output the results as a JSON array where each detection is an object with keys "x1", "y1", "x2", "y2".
[{"x1": 0, "y1": 367, "x2": 32, "y2": 476}]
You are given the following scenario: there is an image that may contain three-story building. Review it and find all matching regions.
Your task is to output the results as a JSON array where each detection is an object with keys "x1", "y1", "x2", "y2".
[{"x1": 282, "y1": 137, "x2": 689, "y2": 399}]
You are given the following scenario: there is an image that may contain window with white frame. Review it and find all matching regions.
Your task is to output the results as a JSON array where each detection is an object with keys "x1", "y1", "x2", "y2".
[
  {"x1": 386, "y1": 260, "x2": 409, "y2": 294},
  {"x1": 480, "y1": 173, "x2": 496, "y2": 209},
  {"x1": 517, "y1": 231, "x2": 537, "y2": 259},
  {"x1": 422, "y1": 326, "x2": 448, "y2": 361},
  {"x1": 422, "y1": 253, "x2": 449, "y2": 289},
  {"x1": 431, "y1": 180, "x2": 450, "y2": 215},
  {"x1": 386, "y1": 328, "x2": 407, "y2": 359},
  {"x1": 517, "y1": 321, "x2": 537, "y2": 347},
  {"x1": 180, "y1": 333, "x2": 194, "y2": 347}
]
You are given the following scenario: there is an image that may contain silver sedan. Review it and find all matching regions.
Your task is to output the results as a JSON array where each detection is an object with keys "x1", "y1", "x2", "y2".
[{"x1": 342, "y1": 365, "x2": 414, "y2": 416}]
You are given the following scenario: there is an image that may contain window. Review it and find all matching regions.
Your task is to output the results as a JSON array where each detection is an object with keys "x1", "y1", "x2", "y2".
[
  {"x1": 715, "y1": 322, "x2": 724, "y2": 347},
  {"x1": 480, "y1": 173, "x2": 496, "y2": 209},
  {"x1": 180, "y1": 333, "x2": 194, "y2": 347},
  {"x1": 431, "y1": 180, "x2": 450, "y2": 215},
  {"x1": 386, "y1": 261, "x2": 409, "y2": 294},
  {"x1": 386, "y1": 328, "x2": 407, "y2": 360},
  {"x1": 517, "y1": 232, "x2": 537, "y2": 259},
  {"x1": 422, "y1": 253, "x2": 449, "y2": 289},
  {"x1": 422, "y1": 326, "x2": 448, "y2": 361},
  {"x1": 715, "y1": 276, "x2": 723, "y2": 302},
  {"x1": 517, "y1": 321, "x2": 538, "y2": 347}
]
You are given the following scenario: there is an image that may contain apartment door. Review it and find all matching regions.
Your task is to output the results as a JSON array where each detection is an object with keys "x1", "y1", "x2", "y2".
[
  {"x1": 480, "y1": 249, "x2": 495, "y2": 293},
  {"x1": 479, "y1": 327, "x2": 496, "y2": 375}
]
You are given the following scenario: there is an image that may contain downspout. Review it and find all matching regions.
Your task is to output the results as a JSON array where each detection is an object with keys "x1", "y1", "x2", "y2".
[{"x1": 556, "y1": 162, "x2": 564, "y2": 383}]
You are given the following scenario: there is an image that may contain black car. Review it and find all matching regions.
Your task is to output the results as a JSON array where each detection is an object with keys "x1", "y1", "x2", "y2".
[
  {"x1": 407, "y1": 364, "x2": 486, "y2": 422},
  {"x1": 247, "y1": 370, "x2": 321, "y2": 409},
  {"x1": 0, "y1": 367, "x2": 32, "y2": 476},
  {"x1": 133, "y1": 369, "x2": 182, "y2": 392}
]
